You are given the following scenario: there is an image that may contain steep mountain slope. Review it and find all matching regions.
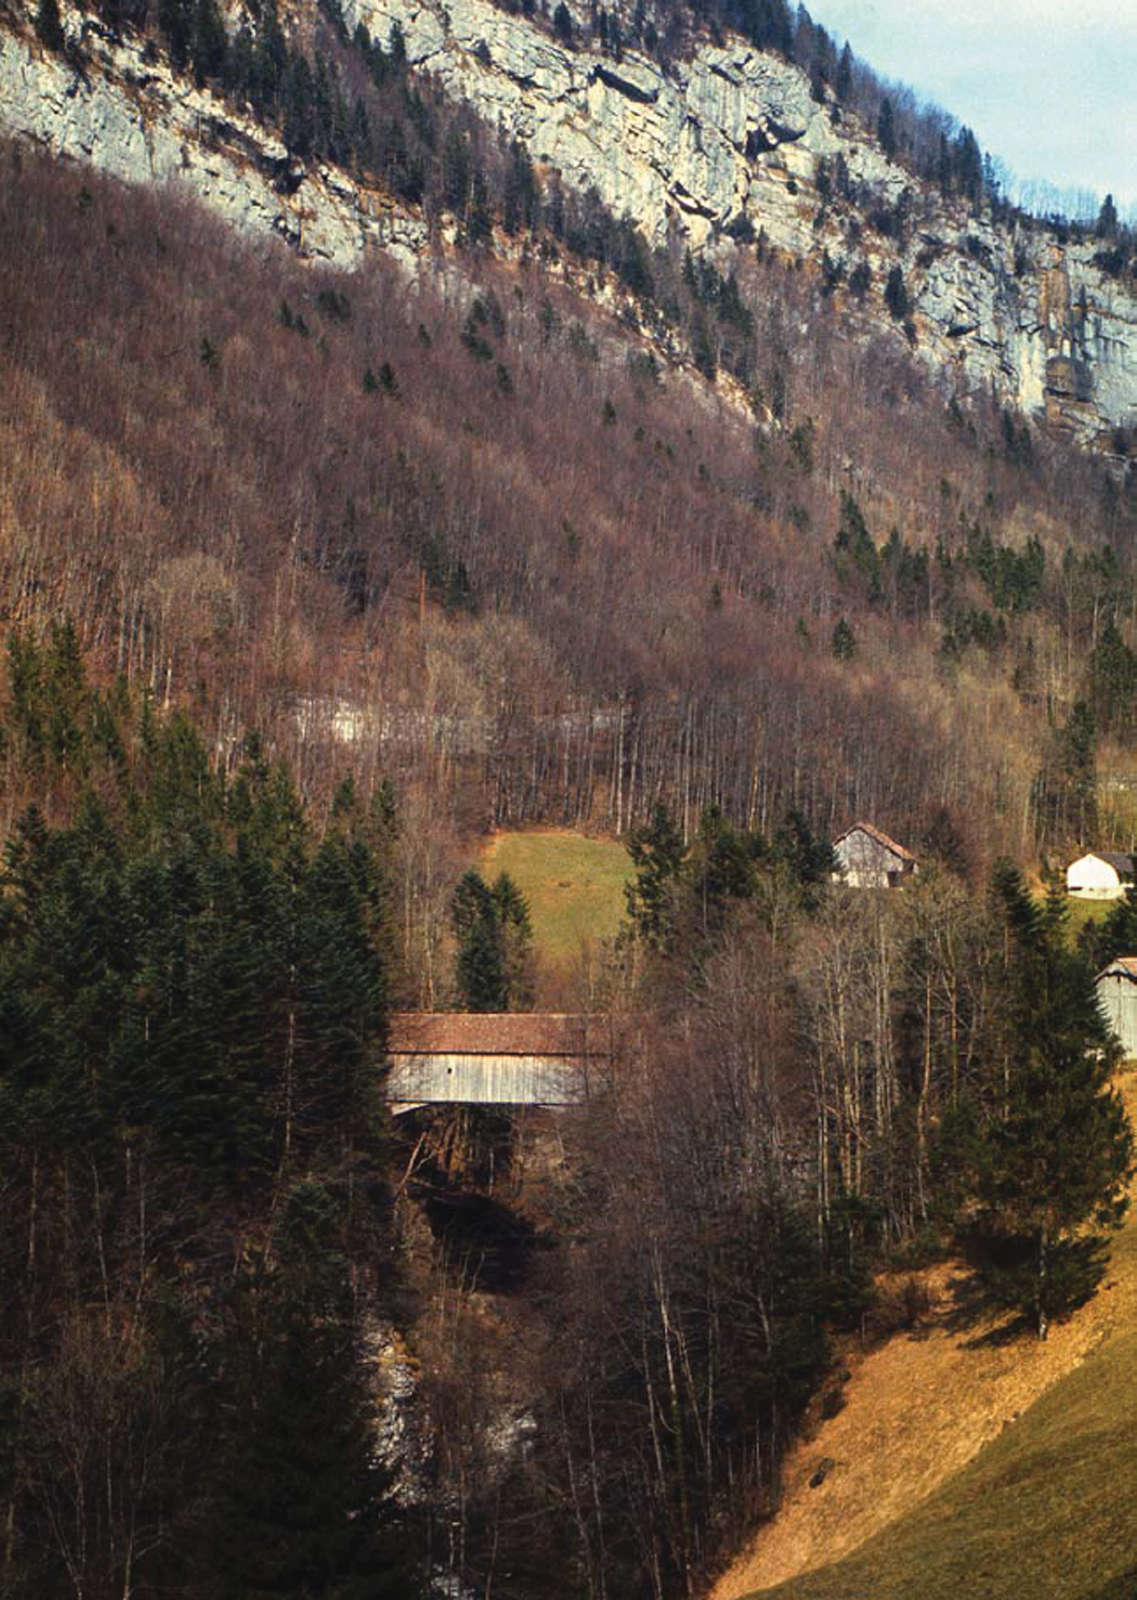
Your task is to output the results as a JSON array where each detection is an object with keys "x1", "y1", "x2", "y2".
[
  {"x1": 4, "y1": 0, "x2": 1137, "y2": 860},
  {"x1": 4, "y1": 0, "x2": 1137, "y2": 444},
  {"x1": 346, "y1": 0, "x2": 1137, "y2": 441},
  {"x1": 0, "y1": 0, "x2": 427, "y2": 263},
  {"x1": 3, "y1": 110, "x2": 1136, "y2": 872},
  {"x1": 711, "y1": 1070, "x2": 1137, "y2": 1600},
  {"x1": 5, "y1": 11, "x2": 1137, "y2": 1596}
]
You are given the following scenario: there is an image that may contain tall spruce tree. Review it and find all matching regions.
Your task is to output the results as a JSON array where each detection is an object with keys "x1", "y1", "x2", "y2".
[
  {"x1": 624, "y1": 802, "x2": 687, "y2": 951},
  {"x1": 207, "y1": 1187, "x2": 417, "y2": 1600},
  {"x1": 34, "y1": 0, "x2": 66, "y2": 52},
  {"x1": 1093, "y1": 884, "x2": 1137, "y2": 968},
  {"x1": 967, "y1": 867, "x2": 1134, "y2": 1338},
  {"x1": 448, "y1": 868, "x2": 534, "y2": 1011},
  {"x1": 33, "y1": 0, "x2": 65, "y2": 49},
  {"x1": 491, "y1": 871, "x2": 534, "y2": 1009}
]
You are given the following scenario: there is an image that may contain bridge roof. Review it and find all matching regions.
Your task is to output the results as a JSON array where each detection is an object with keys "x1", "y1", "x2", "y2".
[{"x1": 387, "y1": 1013, "x2": 605, "y2": 1057}]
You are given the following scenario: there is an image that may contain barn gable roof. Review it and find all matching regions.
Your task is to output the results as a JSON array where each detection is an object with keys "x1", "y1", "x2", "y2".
[
  {"x1": 1086, "y1": 851, "x2": 1137, "y2": 877},
  {"x1": 834, "y1": 821, "x2": 917, "y2": 863},
  {"x1": 1098, "y1": 957, "x2": 1137, "y2": 982},
  {"x1": 388, "y1": 1013, "x2": 604, "y2": 1057}
]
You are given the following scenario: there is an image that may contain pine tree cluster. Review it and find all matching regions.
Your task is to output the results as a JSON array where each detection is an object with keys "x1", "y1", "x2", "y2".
[{"x1": 0, "y1": 627, "x2": 420, "y2": 1598}]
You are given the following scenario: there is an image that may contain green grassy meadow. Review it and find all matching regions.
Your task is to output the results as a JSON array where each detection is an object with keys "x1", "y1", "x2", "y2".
[
  {"x1": 755, "y1": 1321, "x2": 1137, "y2": 1600},
  {"x1": 480, "y1": 830, "x2": 631, "y2": 969}
]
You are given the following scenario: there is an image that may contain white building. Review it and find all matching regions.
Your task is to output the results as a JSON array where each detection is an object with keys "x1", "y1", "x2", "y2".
[
  {"x1": 833, "y1": 823, "x2": 918, "y2": 889},
  {"x1": 1097, "y1": 959, "x2": 1137, "y2": 1058},
  {"x1": 1066, "y1": 851, "x2": 1136, "y2": 899}
]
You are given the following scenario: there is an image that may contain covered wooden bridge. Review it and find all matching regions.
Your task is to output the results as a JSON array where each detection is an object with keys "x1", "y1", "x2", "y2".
[{"x1": 385, "y1": 1013, "x2": 610, "y2": 1113}]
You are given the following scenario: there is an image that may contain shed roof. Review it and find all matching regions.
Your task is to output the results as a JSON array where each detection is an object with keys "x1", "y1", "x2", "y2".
[
  {"x1": 388, "y1": 1013, "x2": 603, "y2": 1057},
  {"x1": 834, "y1": 821, "x2": 917, "y2": 863},
  {"x1": 1098, "y1": 958, "x2": 1137, "y2": 982}
]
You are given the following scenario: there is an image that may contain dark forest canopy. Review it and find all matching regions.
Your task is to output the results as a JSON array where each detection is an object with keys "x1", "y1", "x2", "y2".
[{"x1": 0, "y1": 627, "x2": 418, "y2": 1599}]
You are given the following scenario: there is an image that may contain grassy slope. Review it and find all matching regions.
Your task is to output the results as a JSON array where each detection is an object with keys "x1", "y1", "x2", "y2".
[
  {"x1": 756, "y1": 1279, "x2": 1137, "y2": 1599},
  {"x1": 480, "y1": 830, "x2": 630, "y2": 969},
  {"x1": 714, "y1": 1072, "x2": 1137, "y2": 1600}
]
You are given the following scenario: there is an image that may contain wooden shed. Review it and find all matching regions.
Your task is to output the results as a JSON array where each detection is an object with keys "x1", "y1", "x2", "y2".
[
  {"x1": 833, "y1": 823, "x2": 918, "y2": 889},
  {"x1": 1067, "y1": 851, "x2": 1136, "y2": 900},
  {"x1": 386, "y1": 1013, "x2": 607, "y2": 1112},
  {"x1": 1097, "y1": 959, "x2": 1137, "y2": 1058}
]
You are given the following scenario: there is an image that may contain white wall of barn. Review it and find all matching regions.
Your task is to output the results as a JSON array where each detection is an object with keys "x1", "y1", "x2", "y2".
[
  {"x1": 1067, "y1": 855, "x2": 1125, "y2": 898},
  {"x1": 835, "y1": 831, "x2": 897, "y2": 889}
]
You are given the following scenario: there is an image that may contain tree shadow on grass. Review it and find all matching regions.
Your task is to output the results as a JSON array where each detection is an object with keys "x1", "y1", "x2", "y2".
[{"x1": 935, "y1": 1269, "x2": 1037, "y2": 1348}]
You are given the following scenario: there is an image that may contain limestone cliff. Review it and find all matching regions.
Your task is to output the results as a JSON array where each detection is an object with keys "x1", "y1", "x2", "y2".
[
  {"x1": 0, "y1": 5, "x2": 427, "y2": 266},
  {"x1": 345, "y1": 0, "x2": 1136, "y2": 445},
  {"x1": 3, "y1": 0, "x2": 1136, "y2": 446}
]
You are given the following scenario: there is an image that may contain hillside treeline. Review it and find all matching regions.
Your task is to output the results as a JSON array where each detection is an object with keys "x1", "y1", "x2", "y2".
[{"x1": 4, "y1": 142, "x2": 1137, "y2": 878}]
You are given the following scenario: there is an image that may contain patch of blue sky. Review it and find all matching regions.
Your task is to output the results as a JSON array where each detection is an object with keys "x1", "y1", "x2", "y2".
[{"x1": 811, "y1": 0, "x2": 1136, "y2": 217}]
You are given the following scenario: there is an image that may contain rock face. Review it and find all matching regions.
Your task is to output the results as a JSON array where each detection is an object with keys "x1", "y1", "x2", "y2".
[
  {"x1": 0, "y1": 10, "x2": 427, "y2": 267},
  {"x1": 355, "y1": 0, "x2": 858, "y2": 253},
  {"x1": 3, "y1": 0, "x2": 1136, "y2": 444},
  {"x1": 348, "y1": 0, "x2": 1137, "y2": 445}
]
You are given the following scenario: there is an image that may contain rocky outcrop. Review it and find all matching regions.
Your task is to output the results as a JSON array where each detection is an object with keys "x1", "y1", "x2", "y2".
[
  {"x1": 346, "y1": 0, "x2": 1137, "y2": 446},
  {"x1": 2, "y1": 0, "x2": 1136, "y2": 444},
  {"x1": 0, "y1": 11, "x2": 427, "y2": 267},
  {"x1": 353, "y1": 0, "x2": 855, "y2": 254}
]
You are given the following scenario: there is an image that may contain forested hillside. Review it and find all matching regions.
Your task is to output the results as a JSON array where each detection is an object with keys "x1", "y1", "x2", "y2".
[
  {"x1": 4, "y1": 138, "x2": 1137, "y2": 882},
  {"x1": 0, "y1": 628, "x2": 416, "y2": 1597}
]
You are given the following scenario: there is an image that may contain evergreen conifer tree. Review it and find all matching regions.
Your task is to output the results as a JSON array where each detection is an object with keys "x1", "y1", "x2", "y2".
[
  {"x1": 967, "y1": 867, "x2": 1134, "y2": 1338},
  {"x1": 452, "y1": 870, "x2": 508, "y2": 1010},
  {"x1": 208, "y1": 1202, "x2": 417, "y2": 1599},
  {"x1": 291, "y1": 835, "x2": 388, "y2": 1174},
  {"x1": 834, "y1": 41, "x2": 852, "y2": 101},
  {"x1": 190, "y1": 0, "x2": 227, "y2": 82},
  {"x1": 1089, "y1": 618, "x2": 1137, "y2": 738},
  {"x1": 831, "y1": 617, "x2": 856, "y2": 660},
  {"x1": 492, "y1": 871, "x2": 534, "y2": 1008},
  {"x1": 1095, "y1": 885, "x2": 1137, "y2": 967},
  {"x1": 158, "y1": 0, "x2": 193, "y2": 70},
  {"x1": 884, "y1": 264, "x2": 909, "y2": 321},
  {"x1": 1097, "y1": 192, "x2": 1119, "y2": 239},
  {"x1": 34, "y1": 0, "x2": 66, "y2": 52},
  {"x1": 283, "y1": 52, "x2": 317, "y2": 156},
  {"x1": 625, "y1": 802, "x2": 686, "y2": 951}
]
